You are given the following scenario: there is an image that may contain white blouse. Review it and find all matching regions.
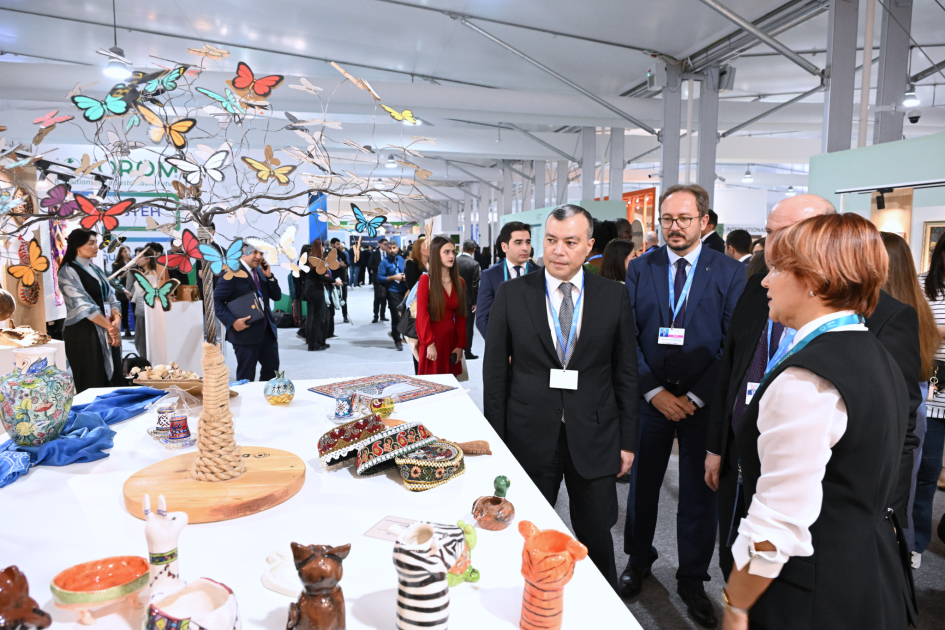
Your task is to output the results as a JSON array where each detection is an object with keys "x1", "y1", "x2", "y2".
[{"x1": 732, "y1": 310, "x2": 866, "y2": 578}]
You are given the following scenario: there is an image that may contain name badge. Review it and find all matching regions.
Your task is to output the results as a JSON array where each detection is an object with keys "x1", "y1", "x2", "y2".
[
  {"x1": 658, "y1": 327, "x2": 685, "y2": 345},
  {"x1": 745, "y1": 382, "x2": 759, "y2": 405},
  {"x1": 550, "y1": 369, "x2": 579, "y2": 390}
]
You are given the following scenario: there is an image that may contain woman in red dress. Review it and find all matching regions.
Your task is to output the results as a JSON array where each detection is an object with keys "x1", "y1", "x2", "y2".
[{"x1": 416, "y1": 236, "x2": 467, "y2": 376}]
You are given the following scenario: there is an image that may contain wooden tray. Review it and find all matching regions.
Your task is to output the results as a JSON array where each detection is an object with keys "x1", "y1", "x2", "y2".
[{"x1": 134, "y1": 379, "x2": 238, "y2": 398}]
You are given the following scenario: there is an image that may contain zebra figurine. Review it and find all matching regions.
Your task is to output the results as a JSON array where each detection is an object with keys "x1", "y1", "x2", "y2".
[{"x1": 389, "y1": 522, "x2": 467, "y2": 630}]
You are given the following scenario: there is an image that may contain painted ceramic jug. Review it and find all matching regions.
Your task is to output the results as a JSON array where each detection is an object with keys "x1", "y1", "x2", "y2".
[
  {"x1": 143, "y1": 495, "x2": 241, "y2": 630},
  {"x1": 389, "y1": 522, "x2": 467, "y2": 630},
  {"x1": 518, "y1": 521, "x2": 587, "y2": 630},
  {"x1": 264, "y1": 372, "x2": 295, "y2": 405},
  {"x1": 0, "y1": 347, "x2": 74, "y2": 447},
  {"x1": 472, "y1": 476, "x2": 515, "y2": 531},
  {"x1": 446, "y1": 521, "x2": 479, "y2": 588}
]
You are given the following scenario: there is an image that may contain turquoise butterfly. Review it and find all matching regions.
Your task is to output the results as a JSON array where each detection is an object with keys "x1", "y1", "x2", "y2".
[
  {"x1": 351, "y1": 203, "x2": 387, "y2": 237},
  {"x1": 198, "y1": 239, "x2": 244, "y2": 275},
  {"x1": 144, "y1": 67, "x2": 186, "y2": 95},
  {"x1": 195, "y1": 87, "x2": 246, "y2": 116},
  {"x1": 71, "y1": 93, "x2": 128, "y2": 123},
  {"x1": 131, "y1": 270, "x2": 179, "y2": 311},
  {"x1": 124, "y1": 112, "x2": 140, "y2": 134}
]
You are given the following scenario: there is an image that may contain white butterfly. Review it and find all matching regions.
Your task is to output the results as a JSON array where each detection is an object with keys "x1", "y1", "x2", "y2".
[
  {"x1": 105, "y1": 130, "x2": 145, "y2": 157},
  {"x1": 127, "y1": 162, "x2": 152, "y2": 187},
  {"x1": 388, "y1": 145, "x2": 424, "y2": 158},
  {"x1": 281, "y1": 251, "x2": 312, "y2": 278},
  {"x1": 288, "y1": 77, "x2": 323, "y2": 95},
  {"x1": 195, "y1": 141, "x2": 233, "y2": 158},
  {"x1": 226, "y1": 207, "x2": 248, "y2": 224},
  {"x1": 293, "y1": 129, "x2": 325, "y2": 145},
  {"x1": 300, "y1": 173, "x2": 336, "y2": 188},
  {"x1": 245, "y1": 237, "x2": 279, "y2": 265},
  {"x1": 278, "y1": 225, "x2": 298, "y2": 260},
  {"x1": 164, "y1": 150, "x2": 229, "y2": 186},
  {"x1": 144, "y1": 217, "x2": 182, "y2": 245},
  {"x1": 66, "y1": 81, "x2": 99, "y2": 99}
]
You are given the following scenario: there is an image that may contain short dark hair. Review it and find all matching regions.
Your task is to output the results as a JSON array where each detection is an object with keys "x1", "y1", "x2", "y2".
[
  {"x1": 547, "y1": 204, "x2": 594, "y2": 240},
  {"x1": 378, "y1": 238, "x2": 388, "y2": 244},
  {"x1": 145, "y1": 241, "x2": 164, "y2": 254},
  {"x1": 498, "y1": 221, "x2": 531, "y2": 246},
  {"x1": 659, "y1": 184, "x2": 710, "y2": 217},
  {"x1": 591, "y1": 219, "x2": 618, "y2": 253},
  {"x1": 462, "y1": 239, "x2": 477, "y2": 253},
  {"x1": 330, "y1": 238, "x2": 340, "y2": 245},
  {"x1": 208, "y1": 222, "x2": 217, "y2": 232},
  {"x1": 726, "y1": 229, "x2": 752, "y2": 255},
  {"x1": 707, "y1": 209, "x2": 718, "y2": 227}
]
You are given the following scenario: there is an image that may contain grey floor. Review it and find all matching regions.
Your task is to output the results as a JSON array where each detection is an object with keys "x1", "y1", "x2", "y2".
[{"x1": 151, "y1": 285, "x2": 945, "y2": 629}]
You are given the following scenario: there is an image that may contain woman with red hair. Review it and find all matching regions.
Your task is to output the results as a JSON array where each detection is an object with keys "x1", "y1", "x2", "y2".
[{"x1": 721, "y1": 214, "x2": 914, "y2": 630}]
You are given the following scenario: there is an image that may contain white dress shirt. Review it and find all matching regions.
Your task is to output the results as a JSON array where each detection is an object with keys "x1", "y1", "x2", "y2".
[
  {"x1": 506, "y1": 258, "x2": 528, "y2": 279},
  {"x1": 732, "y1": 310, "x2": 866, "y2": 578},
  {"x1": 643, "y1": 243, "x2": 705, "y2": 407},
  {"x1": 544, "y1": 268, "x2": 585, "y2": 364},
  {"x1": 739, "y1": 253, "x2": 751, "y2": 263}
]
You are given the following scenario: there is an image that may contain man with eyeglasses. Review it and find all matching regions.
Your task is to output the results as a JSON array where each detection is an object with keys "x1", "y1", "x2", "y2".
[{"x1": 621, "y1": 184, "x2": 746, "y2": 627}]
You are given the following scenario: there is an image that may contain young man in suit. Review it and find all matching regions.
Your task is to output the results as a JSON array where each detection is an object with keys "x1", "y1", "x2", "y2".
[
  {"x1": 705, "y1": 194, "x2": 921, "y2": 586},
  {"x1": 622, "y1": 184, "x2": 746, "y2": 627},
  {"x1": 213, "y1": 243, "x2": 282, "y2": 382},
  {"x1": 724, "y1": 229, "x2": 753, "y2": 274},
  {"x1": 456, "y1": 239, "x2": 481, "y2": 360},
  {"x1": 368, "y1": 239, "x2": 388, "y2": 323},
  {"x1": 702, "y1": 209, "x2": 725, "y2": 252},
  {"x1": 475, "y1": 221, "x2": 540, "y2": 339},
  {"x1": 483, "y1": 205, "x2": 639, "y2": 589}
]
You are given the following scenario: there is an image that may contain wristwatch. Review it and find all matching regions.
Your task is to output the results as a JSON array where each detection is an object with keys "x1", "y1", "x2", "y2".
[
  {"x1": 686, "y1": 395, "x2": 698, "y2": 408},
  {"x1": 722, "y1": 589, "x2": 750, "y2": 616}
]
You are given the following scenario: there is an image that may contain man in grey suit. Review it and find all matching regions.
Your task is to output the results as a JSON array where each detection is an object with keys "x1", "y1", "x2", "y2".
[{"x1": 456, "y1": 239, "x2": 481, "y2": 360}]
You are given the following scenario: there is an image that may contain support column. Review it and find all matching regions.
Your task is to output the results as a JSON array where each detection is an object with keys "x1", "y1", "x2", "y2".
[
  {"x1": 556, "y1": 160, "x2": 569, "y2": 205},
  {"x1": 522, "y1": 163, "x2": 533, "y2": 212},
  {"x1": 581, "y1": 126, "x2": 596, "y2": 202},
  {"x1": 533, "y1": 160, "x2": 545, "y2": 208},
  {"x1": 459, "y1": 192, "x2": 468, "y2": 239},
  {"x1": 873, "y1": 0, "x2": 913, "y2": 144},
  {"x1": 822, "y1": 0, "x2": 859, "y2": 153},
  {"x1": 442, "y1": 201, "x2": 457, "y2": 231},
  {"x1": 502, "y1": 168, "x2": 513, "y2": 215},
  {"x1": 477, "y1": 183, "x2": 488, "y2": 246},
  {"x1": 660, "y1": 61, "x2": 683, "y2": 191},
  {"x1": 697, "y1": 66, "x2": 720, "y2": 208},
  {"x1": 609, "y1": 128, "x2": 624, "y2": 201}
]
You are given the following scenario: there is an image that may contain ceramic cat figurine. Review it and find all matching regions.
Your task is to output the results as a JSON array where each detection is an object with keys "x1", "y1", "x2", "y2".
[
  {"x1": 286, "y1": 543, "x2": 351, "y2": 630},
  {"x1": 0, "y1": 566, "x2": 51, "y2": 630}
]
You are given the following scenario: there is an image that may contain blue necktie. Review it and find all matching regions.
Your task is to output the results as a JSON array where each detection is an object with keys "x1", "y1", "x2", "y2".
[
  {"x1": 673, "y1": 259, "x2": 688, "y2": 328},
  {"x1": 514, "y1": 265, "x2": 522, "y2": 278},
  {"x1": 732, "y1": 321, "x2": 790, "y2": 432},
  {"x1": 252, "y1": 268, "x2": 262, "y2": 293}
]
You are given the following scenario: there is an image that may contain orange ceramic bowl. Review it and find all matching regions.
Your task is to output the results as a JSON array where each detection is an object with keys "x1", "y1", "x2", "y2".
[{"x1": 50, "y1": 556, "x2": 149, "y2": 606}]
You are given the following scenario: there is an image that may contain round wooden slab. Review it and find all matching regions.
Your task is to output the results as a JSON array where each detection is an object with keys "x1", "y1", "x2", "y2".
[{"x1": 123, "y1": 446, "x2": 305, "y2": 523}]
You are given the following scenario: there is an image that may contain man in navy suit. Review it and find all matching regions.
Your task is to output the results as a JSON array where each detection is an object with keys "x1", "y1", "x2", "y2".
[
  {"x1": 475, "y1": 221, "x2": 540, "y2": 339},
  {"x1": 621, "y1": 184, "x2": 745, "y2": 627},
  {"x1": 214, "y1": 243, "x2": 282, "y2": 382},
  {"x1": 724, "y1": 229, "x2": 752, "y2": 275}
]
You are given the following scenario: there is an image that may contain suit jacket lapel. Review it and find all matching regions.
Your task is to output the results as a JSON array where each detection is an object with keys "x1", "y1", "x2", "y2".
[
  {"x1": 567, "y1": 274, "x2": 595, "y2": 366},
  {"x1": 523, "y1": 271, "x2": 560, "y2": 366},
  {"x1": 683, "y1": 251, "x2": 711, "y2": 328},
  {"x1": 649, "y1": 247, "x2": 671, "y2": 327}
]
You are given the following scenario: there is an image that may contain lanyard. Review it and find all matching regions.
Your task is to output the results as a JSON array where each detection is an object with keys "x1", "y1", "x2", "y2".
[
  {"x1": 545, "y1": 278, "x2": 584, "y2": 367},
  {"x1": 503, "y1": 261, "x2": 527, "y2": 282},
  {"x1": 667, "y1": 249, "x2": 702, "y2": 328},
  {"x1": 761, "y1": 314, "x2": 862, "y2": 384},
  {"x1": 587, "y1": 254, "x2": 602, "y2": 263}
]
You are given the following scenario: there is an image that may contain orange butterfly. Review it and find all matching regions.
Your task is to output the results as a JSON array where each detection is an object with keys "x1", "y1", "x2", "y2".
[
  {"x1": 76, "y1": 195, "x2": 135, "y2": 231},
  {"x1": 230, "y1": 62, "x2": 284, "y2": 97},
  {"x1": 8, "y1": 238, "x2": 49, "y2": 288},
  {"x1": 137, "y1": 104, "x2": 196, "y2": 150}
]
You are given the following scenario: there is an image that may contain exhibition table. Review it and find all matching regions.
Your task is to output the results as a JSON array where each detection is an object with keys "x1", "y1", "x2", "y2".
[{"x1": 0, "y1": 375, "x2": 642, "y2": 630}]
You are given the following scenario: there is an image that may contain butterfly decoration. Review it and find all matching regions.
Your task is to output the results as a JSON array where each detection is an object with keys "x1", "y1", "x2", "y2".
[
  {"x1": 32, "y1": 124, "x2": 56, "y2": 147},
  {"x1": 165, "y1": 150, "x2": 229, "y2": 186},
  {"x1": 105, "y1": 130, "x2": 145, "y2": 157},
  {"x1": 199, "y1": 238, "x2": 245, "y2": 276},
  {"x1": 66, "y1": 81, "x2": 99, "y2": 98},
  {"x1": 33, "y1": 110, "x2": 73, "y2": 128},
  {"x1": 227, "y1": 62, "x2": 284, "y2": 100},
  {"x1": 99, "y1": 233, "x2": 127, "y2": 254},
  {"x1": 76, "y1": 195, "x2": 135, "y2": 231},
  {"x1": 343, "y1": 139, "x2": 374, "y2": 154},
  {"x1": 245, "y1": 225, "x2": 297, "y2": 265},
  {"x1": 196, "y1": 141, "x2": 233, "y2": 157},
  {"x1": 195, "y1": 87, "x2": 246, "y2": 117},
  {"x1": 157, "y1": 229, "x2": 202, "y2": 273},
  {"x1": 145, "y1": 216, "x2": 179, "y2": 236},
  {"x1": 300, "y1": 173, "x2": 336, "y2": 188},
  {"x1": 308, "y1": 248, "x2": 340, "y2": 276},
  {"x1": 284, "y1": 112, "x2": 322, "y2": 131},
  {"x1": 74, "y1": 153, "x2": 107, "y2": 176},
  {"x1": 281, "y1": 251, "x2": 312, "y2": 278},
  {"x1": 154, "y1": 62, "x2": 202, "y2": 79},
  {"x1": 388, "y1": 145, "x2": 424, "y2": 158},
  {"x1": 226, "y1": 207, "x2": 248, "y2": 224},
  {"x1": 409, "y1": 136, "x2": 438, "y2": 145},
  {"x1": 263, "y1": 145, "x2": 280, "y2": 166},
  {"x1": 330, "y1": 62, "x2": 380, "y2": 99},
  {"x1": 396, "y1": 159, "x2": 419, "y2": 170},
  {"x1": 241, "y1": 157, "x2": 296, "y2": 185},
  {"x1": 0, "y1": 140, "x2": 22, "y2": 161},
  {"x1": 294, "y1": 129, "x2": 327, "y2": 146},
  {"x1": 188, "y1": 44, "x2": 230, "y2": 59},
  {"x1": 381, "y1": 105, "x2": 417, "y2": 125},
  {"x1": 415, "y1": 168, "x2": 432, "y2": 180},
  {"x1": 244, "y1": 238, "x2": 279, "y2": 265},
  {"x1": 127, "y1": 162, "x2": 153, "y2": 187},
  {"x1": 0, "y1": 191, "x2": 26, "y2": 215},
  {"x1": 424, "y1": 220, "x2": 433, "y2": 243},
  {"x1": 131, "y1": 270, "x2": 180, "y2": 311},
  {"x1": 40, "y1": 183, "x2": 80, "y2": 216},
  {"x1": 136, "y1": 104, "x2": 196, "y2": 149},
  {"x1": 7, "y1": 238, "x2": 49, "y2": 288},
  {"x1": 124, "y1": 111, "x2": 140, "y2": 134},
  {"x1": 71, "y1": 93, "x2": 128, "y2": 123},
  {"x1": 351, "y1": 203, "x2": 387, "y2": 237},
  {"x1": 360, "y1": 79, "x2": 382, "y2": 102},
  {"x1": 288, "y1": 77, "x2": 322, "y2": 95},
  {"x1": 142, "y1": 67, "x2": 186, "y2": 96},
  {"x1": 282, "y1": 146, "x2": 328, "y2": 171},
  {"x1": 353, "y1": 234, "x2": 363, "y2": 263},
  {"x1": 171, "y1": 180, "x2": 201, "y2": 200},
  {"x1": 2, "y1": 153, "x2": 45, "y2": 171}
]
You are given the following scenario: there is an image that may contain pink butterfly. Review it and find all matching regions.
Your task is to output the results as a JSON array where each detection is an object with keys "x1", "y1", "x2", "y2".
[
  {"x1": 33, "y1": 110, "x2": 74, "y2": 128},
  {"x1": 40, "y1": 183, "x2": 80, "y2": 217}
]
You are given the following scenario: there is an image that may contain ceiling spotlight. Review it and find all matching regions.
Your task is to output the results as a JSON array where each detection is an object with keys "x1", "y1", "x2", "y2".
[
  {"x1": 903, "y1": 84, "x2": 920, "y2": 108},
  {"x1": 385, "y1": 155, "x2": 397, "y2": 168},
  {"x1": 742, "y1": 166, "x2": 753, "y2": 183},
  {"x1": 103, "y1": 49, "x2": 132, "y2": 79},
  {"x1": 786, "y1": 185, "x2": 795, "y2": 197}
]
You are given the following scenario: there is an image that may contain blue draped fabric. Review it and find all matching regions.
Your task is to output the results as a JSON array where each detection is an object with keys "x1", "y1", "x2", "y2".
[{"x1": 0, "y1": 386, "x2": 165, "y2": 488}]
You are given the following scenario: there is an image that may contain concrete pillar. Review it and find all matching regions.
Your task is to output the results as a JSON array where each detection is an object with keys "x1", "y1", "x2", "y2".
[
  {"x1": 477, "y1": 183, "x2": 488, "y2": 246},
  {"x1": 609, "y1": 128, "x2": 625, "y2": 201},
  {"x1": 661, "y1": 61, "x2": 683, "y2": 191},
  {"x1": 463, "y1": 185, "x2": 472, "y2": 241},
  {"x1": 873, "y1": 0, "x2": 913, "y2": 144},
  {"x1": 556, "y1": 160, "x2": 568, "y2": 205},
  {"x1": 581, "y1": 126, "x2": 596, "y2": 202},
  {"x1": 822, "y1": 0, "x2": 859, "y2": 153},
  {"x1": 502, "y1": 168, "x2": 513, "y2": 216},
  {"x1": 522, "y1": 163, "x2": 533, "y2": 212},
  {"x1": 697, "y1": 66, "x2": 720, "y2": 209},
  {"x1": 534, "y1": 160, "x2": 545, "y2": 208}
]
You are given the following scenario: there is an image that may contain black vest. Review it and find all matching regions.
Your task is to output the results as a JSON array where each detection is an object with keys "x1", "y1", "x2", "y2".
[
  {"x1": 735, "y1": 330, "x2": 915, "y2": 629},
  {"x1": 69, "y1": 261, "x2": 108, "y2": 312}
]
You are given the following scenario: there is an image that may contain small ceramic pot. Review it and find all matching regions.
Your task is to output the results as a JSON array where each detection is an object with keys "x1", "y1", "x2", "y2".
[
  {"x1": 518, "y1": 521, "x2": 587, "y2": 630},
  {"x1": 264, "y1": 372, "x2": 295, "y2": 405},
  {"x1": 148, "y1": 400, "x2": 178, "y2": 440},
  {"x1": 50, "y1": 556, "x2": 148, "y2": 625},
  {"x1": 391, "y1": 522, "x2": 467, "y2": 630},
  {"x1": 146, "y1": 578, "x2": 241, "y2": 630},
  {"x1": 0, "y1": 347, "x2": 74, "y2": 447},
  {"x1": 369, "y1": 395, "x2": 395, "y2": 419},
  {"x1": 159, "y1": 414, "x2": 195, "y2": 450},
  {"x1": 472, "y1": 476, "x2": 515, "y2": 531}
]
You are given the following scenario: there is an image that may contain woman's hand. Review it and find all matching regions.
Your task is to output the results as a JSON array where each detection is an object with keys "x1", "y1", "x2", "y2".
[
  {"x1": 451, "y1": 348, "x2": 463, "y2": 363},
  {"x1": 722, "y1": 609, "x2": 749, "y2": 630},
  {"x1": 426, "y1": 345, "x2": 437, "y2": 361}
]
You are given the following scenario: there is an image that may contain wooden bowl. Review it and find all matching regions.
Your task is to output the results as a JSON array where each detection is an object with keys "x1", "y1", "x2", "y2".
[
  {"x1": 50, "y1": 556, "x2": 148, "y2": 624},
  {"x1": 135, "y1": 379, "x2": 238, "y2": 398}
]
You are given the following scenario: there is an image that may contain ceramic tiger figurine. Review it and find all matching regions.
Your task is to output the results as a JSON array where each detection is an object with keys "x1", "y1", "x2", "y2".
[
  {"x1": 390, "y1": 522, "x2": 466, "y2": 630},
  {"x1": 518, "y1": 520, "x2": 587, "y2": 630}
]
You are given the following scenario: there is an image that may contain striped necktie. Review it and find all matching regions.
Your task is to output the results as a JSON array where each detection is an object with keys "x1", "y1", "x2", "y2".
[{"x1": 557, "y1": 282, "x2": 575, "y2": 366}]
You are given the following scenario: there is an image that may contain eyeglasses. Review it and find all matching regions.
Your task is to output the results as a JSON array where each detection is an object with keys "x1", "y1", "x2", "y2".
[{"x1": 659, "y1": 216, "x2": 698, "y2": 229}]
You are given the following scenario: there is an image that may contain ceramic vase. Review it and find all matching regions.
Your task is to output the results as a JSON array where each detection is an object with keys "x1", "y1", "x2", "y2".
[
  {"x1": 264, "y1": 372, "x2": 295, "y2": 405},
  {"x1": 0, "y1": 347, "x2": 74, "y2": 447},
  {"x1": 472, "y1": 476, "x2": 515, "y2": 531},
  {"x1": 518, "y1": 521, "x2": 587, "y2": 630}
]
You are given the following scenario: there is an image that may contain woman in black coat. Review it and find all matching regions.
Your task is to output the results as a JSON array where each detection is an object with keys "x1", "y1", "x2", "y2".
[{"x1": 304, "y1": 239, "x2": 334, "y2": 351}]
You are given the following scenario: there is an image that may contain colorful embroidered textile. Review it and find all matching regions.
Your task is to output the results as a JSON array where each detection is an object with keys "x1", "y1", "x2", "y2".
[
  {"x1": 396, "y1": 441, "x2": 466, "y2": 491},
  {"x1": 308, "y1": 374, "x2": 455, "y2": 403},
  {"x1": 355, "y1": 421, "x2": 435, "y2": 476}
]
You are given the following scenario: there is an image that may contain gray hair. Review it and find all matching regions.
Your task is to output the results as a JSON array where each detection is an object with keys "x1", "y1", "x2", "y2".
[
  {"x1": 644, "y1": 231, "x2": 659, "y2": 246},
  {"x1": 462, "y1": 239, "x2": 477, "y2": 253},
  {"x1": 547, "y1": 204, "x2": 594, "y2": 240},
  {"x1": 241, "y1": 242, "x2": 260, "y2": 256}
]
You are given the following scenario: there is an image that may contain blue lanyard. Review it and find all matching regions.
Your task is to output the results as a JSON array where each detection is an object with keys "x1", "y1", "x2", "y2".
[
  {"x1": 761, "y1": 314, "x2": 862, "y2": 384},
  {"x1": 667, "y1": 249, "x2": 702, "y2": 328},
  {"x1": 544, "y1": 278, "x2": 584, "y2": 367},
  {"x1": 503, "y1": 261, "x2": 527, "y2": 282}
]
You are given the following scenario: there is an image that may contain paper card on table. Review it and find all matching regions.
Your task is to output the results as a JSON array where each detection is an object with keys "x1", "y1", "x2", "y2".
[{"x1": 364, "y1": 515, "x2": 417, "y2": 542}]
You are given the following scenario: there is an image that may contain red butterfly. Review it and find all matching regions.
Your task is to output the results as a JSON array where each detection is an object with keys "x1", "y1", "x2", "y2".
[
  {"x1": 76, "y1": 195, "x2": 135, "y2": 231},
  {"x1": 231, "y1": 61, "x2": 284, "y2": 97},
  {"x1": 157, "y1": 229, "x2": 203, "y2": 273}
]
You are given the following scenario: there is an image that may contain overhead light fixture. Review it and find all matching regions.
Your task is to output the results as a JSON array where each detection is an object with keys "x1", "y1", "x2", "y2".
[
  {"x1": 903, "y1": 83, "x2": 920, "y2": 108},
  {"x1": 385, "y1": 155, "x2": 397, "y2": 168},
  {"x1": 742, "y1": 166, "x2": 753, "y2": 183},
  {"x1": 786, "y1": 185, "x2": 795, "y2": 197},
  {"x1": 875, "y1": 187, "x2": 893, "y2": 210},
  {"x1": 100, "y1": 0, "x2": 132, "y2": 79}
]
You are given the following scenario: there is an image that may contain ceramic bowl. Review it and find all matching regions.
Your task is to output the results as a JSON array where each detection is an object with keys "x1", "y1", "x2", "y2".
[{"x1": 50, "y1": 556, "x2": 149, "y2": 606}]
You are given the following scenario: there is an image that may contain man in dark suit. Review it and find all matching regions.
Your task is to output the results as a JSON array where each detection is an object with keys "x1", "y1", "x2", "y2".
[
  {"x1": 705, "y1": 194, "x2": 921, "y2": 582},
  {"x1": 368, "y1": 239, "x2": 388, "y2": 323},
  {"x1": 622, "y1": 184, "x2": 745, "y2": 627},
  {"x1": 214, "y1": 243, "x2": 282, "y2": 382},
  {"x1": 475, "y1": 221, "x2": 540, "y2": 339},
  {"x1": 484, "y1": 204, "x2": 638, "y2": 589},
  {"x1": 724, "y1": 229, "x2": 753, "y2": 275},
  {"x1": 457, "y1": 239, "x2": 481, "y2": 360},
  {"x1": 330, "y1": 238, "x2": 350, "y2": 323},
  {"x1": 701, "y1": 209, "x2": 725, "y2": 252}
]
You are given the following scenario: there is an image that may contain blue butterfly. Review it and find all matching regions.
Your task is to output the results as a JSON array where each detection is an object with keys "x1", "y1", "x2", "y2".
[
  {"x1": 351, "y1": 204, "x2": 386, "y2": 237},
  {"x1": 195, "y1": 87, "x2": 245, "y2": 116},
  {"x1": 25, "y1": 358, "x2": 48, "y2": 375},
  {"x1": 124, "y1": 111, "x2": 140, "y2": 133},
  {"x1": 143, "y1": 67, "x2": 186, "y2": 95},
  {"x1": 198, "y1": 239, "x2": 244, "y2": 276},
  {"x1": 71, "y1": 93, "x2": 128, "y2": 123}
]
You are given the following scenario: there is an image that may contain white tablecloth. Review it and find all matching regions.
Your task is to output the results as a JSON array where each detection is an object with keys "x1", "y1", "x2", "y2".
[{"x1": 0, "y1": 375, "x2": 641, "y2": 630}]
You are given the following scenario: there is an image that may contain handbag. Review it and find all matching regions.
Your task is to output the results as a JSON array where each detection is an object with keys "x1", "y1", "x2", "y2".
[{"x1": 396, "y1": 276, "x2": 424, "y2": 340}]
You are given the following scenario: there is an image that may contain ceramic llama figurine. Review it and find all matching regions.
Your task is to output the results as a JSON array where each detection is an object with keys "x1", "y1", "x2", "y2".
[
  {"x1": 286, "y1": 543, "x2": 351, "y2": 630},
  {"x1": 142, "y1": 494, "x2": 241, "y2": 630}
]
